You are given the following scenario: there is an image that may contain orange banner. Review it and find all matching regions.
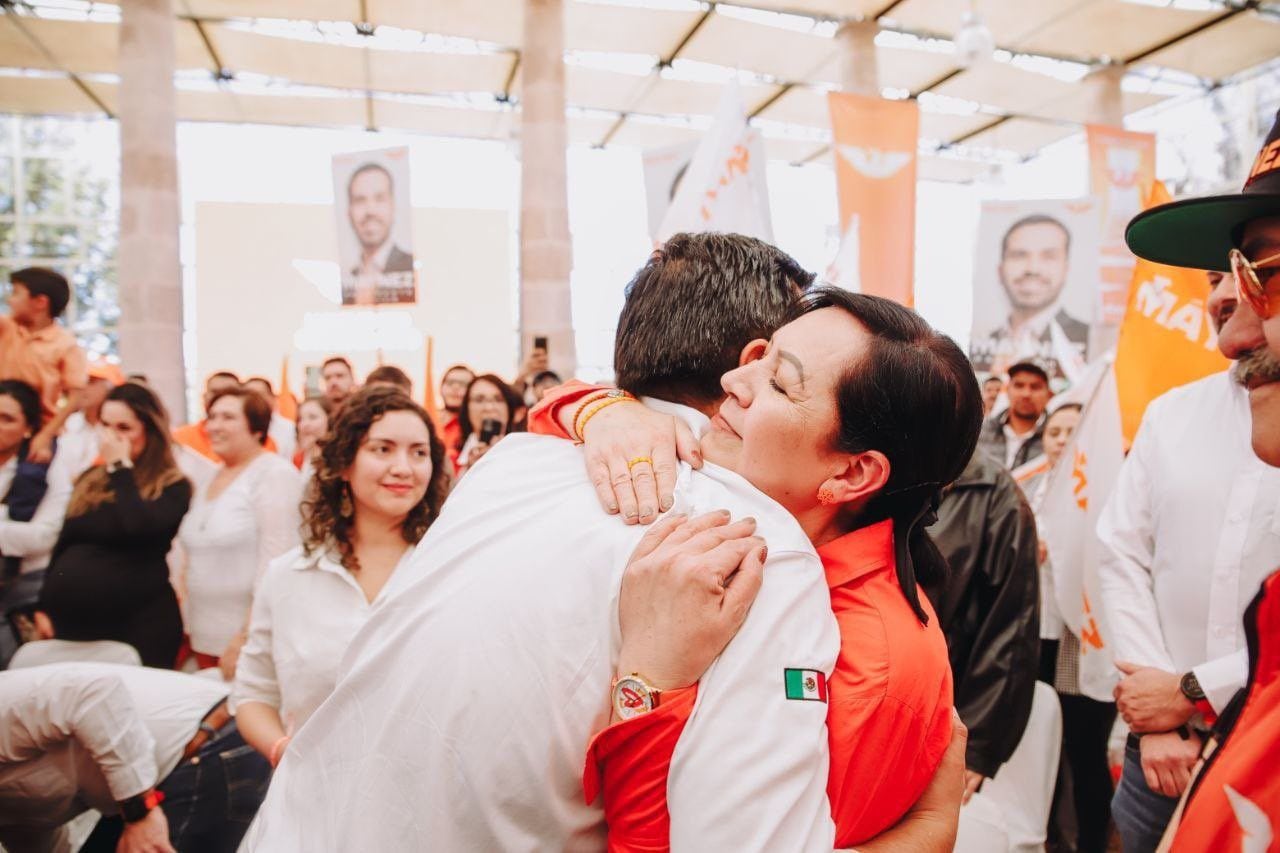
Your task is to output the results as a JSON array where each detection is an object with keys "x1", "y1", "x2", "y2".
[
  {"x1": 1113, "y1": 181, "x2": 1228, "y2": 445},
  {"x1": 1087, "y1": 125, "x2": 1156, "y2": 330},
  {"x1": 277, "y1": 355, "x2": 298, "y2": 421},
  {"x1": 828, "y1": 93, "x2": 919, "y2": 306},
  {"x1": 422, "y1": 335, "x2": 440, "y2": 429}
]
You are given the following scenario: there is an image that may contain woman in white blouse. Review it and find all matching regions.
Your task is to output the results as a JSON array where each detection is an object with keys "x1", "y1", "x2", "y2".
[
  {"x1": 0, "y1": 380, "x2": 73, "y2": 580},
  {"x1": 178, "y1": 387, "x2": 301, "y2": 677},
  {"x1": 232, "y1": 385, "x2": 449, "y2": 765}
]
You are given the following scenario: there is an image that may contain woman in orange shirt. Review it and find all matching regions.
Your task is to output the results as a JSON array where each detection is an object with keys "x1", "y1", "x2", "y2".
[{"x1": 532, "y1": 287, "x2": 981, "y2": 849}]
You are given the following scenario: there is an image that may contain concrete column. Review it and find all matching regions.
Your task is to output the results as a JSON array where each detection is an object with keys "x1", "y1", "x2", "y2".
[
  {"x1": 1088, "y1": 63, "x2": 1126, "y2": 127},
  {"x1": 519, "y1": 0, "x2": 577, "y2": 377},
  {"x1": 837, "y1": 19, "x2": 880, "y2": 97},
  {"x1": 117, "y1": 0, "x2": 186, "y2": 421}
]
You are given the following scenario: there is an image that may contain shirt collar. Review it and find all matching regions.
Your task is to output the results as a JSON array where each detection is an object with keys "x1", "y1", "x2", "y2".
[
  {"x1": 815, "y1": 518, "x2": 895, "y2": 589},
  {"x1": 640, "y1": 397, "x2": 712, "y2": 439}
]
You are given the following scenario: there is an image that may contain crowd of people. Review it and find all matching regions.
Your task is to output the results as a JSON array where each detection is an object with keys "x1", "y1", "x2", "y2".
[{"x1": 0, "y1": 112, "x2": 1278, "y2": 853}]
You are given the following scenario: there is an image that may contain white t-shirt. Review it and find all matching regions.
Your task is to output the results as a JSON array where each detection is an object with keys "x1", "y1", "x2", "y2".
[{"x1": 245, "y1": 401, "x2": 840, "y2": 852}]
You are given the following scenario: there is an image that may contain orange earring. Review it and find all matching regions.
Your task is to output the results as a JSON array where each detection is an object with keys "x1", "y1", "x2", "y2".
[{"x1": 817, "y1": 486, "x2": 837, "y2": 505}]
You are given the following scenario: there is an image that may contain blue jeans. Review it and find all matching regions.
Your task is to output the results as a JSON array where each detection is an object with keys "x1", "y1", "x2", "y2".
[
  {"x1": 1111, "y1": 737, "x2": 1180, "y2": 853},
  {"x1": 84, "y1": 722, "x2": 271, "y2": 853}
]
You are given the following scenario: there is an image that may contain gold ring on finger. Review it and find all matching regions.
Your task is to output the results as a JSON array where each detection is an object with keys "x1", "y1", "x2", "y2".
[{"x1": 627, "y1": 456, "x2": 654, "y2": 470}]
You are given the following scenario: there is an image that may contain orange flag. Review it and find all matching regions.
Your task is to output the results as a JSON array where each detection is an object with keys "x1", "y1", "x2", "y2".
[
  {"x1": 277, "y1": 355, "x2": 298, "y2": 422},
  {"x1": 827, "y1": 92, "x2": 919, "y2": 306},
  {"x1": 1113, "y1": 180, "x2": 1229, "y2": 445},
  {"x1": 422, "y1": 336, "x2": 440, "y2": 429}
]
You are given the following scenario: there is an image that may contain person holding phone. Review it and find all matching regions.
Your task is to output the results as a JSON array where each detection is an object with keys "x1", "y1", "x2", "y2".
[
  {"x1": 455, "y1": 373, "x2": 525, "y2": 477},
  {"x1": 512, "y1": 336, "x2": 550, "y2": 401}
]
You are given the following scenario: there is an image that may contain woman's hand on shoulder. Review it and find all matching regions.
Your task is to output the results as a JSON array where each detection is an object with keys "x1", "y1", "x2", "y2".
[
  {"x1": 616, "y1": 511, "x2": 766, "y2": 691},
  {"x1": 582, "y1": 403, "x2": 702, "y2": 526}
]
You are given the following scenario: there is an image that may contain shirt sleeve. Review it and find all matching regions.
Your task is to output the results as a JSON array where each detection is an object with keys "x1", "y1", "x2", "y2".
[
  {"x1": 251, "y1": 462, "x2": 302, "y2": 589},
  {"x1": 0, "y1": 667, "x2": 159, "y2": 802},
  {"x1": 60, "y1": 339, "x2": 89, "y2": 394},
  {"x1": 583, "y1": 686, "x2": 698, "y2": 852},
  {"x1": 0, "y1": 442, "x2": 74, "y2": 558},
  {"x1": 230, "y1": 567, "x2": 283, "y2": 715},
  {"x1": 1192, "y1": 647, "x2": 1249, "y2": 715},
  {"x1": 667, "y1": 549, "x2": 840, "y2": 852},
  {"x1": 1096, "y1": 411, "x2": 1179, "y2": 672},
  {"x1": 527, "y1": 380, "x2": 603, "y2": 439}
]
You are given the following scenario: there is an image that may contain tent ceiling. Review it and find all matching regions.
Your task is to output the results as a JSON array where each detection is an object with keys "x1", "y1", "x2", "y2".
[{"x1": 2, "y1": 0, "x2": 1278, "y2": 182}]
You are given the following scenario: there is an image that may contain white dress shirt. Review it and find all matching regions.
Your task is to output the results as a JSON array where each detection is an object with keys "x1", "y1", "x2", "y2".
[
  {"x1": 244, "y1": 400, "x2": 840, "y2": 852},
  {"x1": 178, "y1": 452, "x2": 301, "y2": 655},
  {"x1": 0, "y1": 443, "x2": 76, "y2": 574},
  {"x1": 1098, "y1": 371, "x2": 1280, "y2": 712},
  {"x1": 231, "y1": 545, "x2": 412, "y2": 732},
  {"x1": 0, "y1": 663, "x2": 228, "y2": 846}
]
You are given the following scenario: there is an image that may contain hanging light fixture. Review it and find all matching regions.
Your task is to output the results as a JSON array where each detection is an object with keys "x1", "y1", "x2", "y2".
[{"x1": 954, "y1": 1, "x2": 995, "y2": 68}]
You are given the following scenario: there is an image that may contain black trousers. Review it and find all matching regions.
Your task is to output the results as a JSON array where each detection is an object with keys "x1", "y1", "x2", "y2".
[{"x1": 1040, "y1": 639, "x2": 1118, "y2": 853}]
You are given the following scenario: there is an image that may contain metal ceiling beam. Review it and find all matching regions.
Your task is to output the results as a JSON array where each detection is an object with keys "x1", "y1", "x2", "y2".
[{"x1": 0, "y1": 6, "x2": 114, "y2": 117}]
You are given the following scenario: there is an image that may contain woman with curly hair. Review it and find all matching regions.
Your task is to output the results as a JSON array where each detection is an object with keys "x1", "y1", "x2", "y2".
[{"x1": 231, "y1": 385, "x2": 449, "y2": 766}]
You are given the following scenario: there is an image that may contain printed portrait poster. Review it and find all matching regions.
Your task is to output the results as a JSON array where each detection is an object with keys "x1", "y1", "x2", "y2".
[
  {"x1": 332, "y1": 146, "x2": 417, "y2": 306},
  {"x1": 968, "y1": 198, "x2": 1100, "y2": 391}
]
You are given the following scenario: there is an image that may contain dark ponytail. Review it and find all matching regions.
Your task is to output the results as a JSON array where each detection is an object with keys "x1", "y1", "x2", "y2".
[{"x1": 797, "y1": 287, "x2": 983, "y2": 624}]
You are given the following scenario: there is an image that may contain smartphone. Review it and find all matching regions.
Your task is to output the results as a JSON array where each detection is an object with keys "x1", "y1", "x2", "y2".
[
  {"x1": 479, "y1": 418, "x2": 504, "y2": 445},
  {"x1": 533, "y1": 335, "x2": 549, "y2": 353}
]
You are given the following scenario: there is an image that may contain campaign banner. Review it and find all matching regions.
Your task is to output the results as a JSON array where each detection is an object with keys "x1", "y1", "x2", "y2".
[
  {"x1": 641, "y1": 140, "x2": 698, "y2": 242},
  {"x1": 656, "y1": 82, "x2": 773, "y2": 243},
  {"x1": 1086, "y1": 125, "x2": 1156, "y2": 332},
  {"x1": 827, "y1": 92, "x2": 918, "y2": 306},
  {"x1": 968, "y1": 198, "x2": 1100, "y2": 391},
  {"x1": 332, "y1": 146, "x2": 417, "y2": 306},
  {"x1": 1040, "y1": 360, "x2": 1122, "y2": 702},
  {"x1": 1113, "y1": 180, "x2": 1229, "y2": 445}
]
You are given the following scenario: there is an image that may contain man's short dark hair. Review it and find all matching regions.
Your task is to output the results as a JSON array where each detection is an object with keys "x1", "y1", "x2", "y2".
[
  {"x1": 323, "y1": 357, "x2": 354, "y2": 376},
  {"x1": 366, "y1": 365, "x2": 412, "y2": 393},
  {"x1": 245, "y1": 376, "x2": 274, "y2": 394},
  {"x1": 11, "y1": 267, "x2": 71, "y2": 319},
  {"x1": 1000, "y1": 214, "x2": 1071, "y2": 259},
  {"x1": 614, "y1": 233, "x2": 815, "y2": 408},
  {"x1": 347, "y1": 163, "x2": 393, "y2": 200},
  {"x1": 532, "y1": 370, "x2": 562, "y2": 386},
  {"x1": 206, "y1": 371, "x2": 240, "y2": 388}
]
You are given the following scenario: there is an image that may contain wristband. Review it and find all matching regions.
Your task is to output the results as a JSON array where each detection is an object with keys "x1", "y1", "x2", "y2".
[
  {"x1": 572, "y1": 390, "x2": 635, "y2": 443},
  {"x1": 269, "y1": 734, "x2": 291, "y2": 767},
  {"x1": 118, "y1": 788, "x2": 164, "y2": 823}
]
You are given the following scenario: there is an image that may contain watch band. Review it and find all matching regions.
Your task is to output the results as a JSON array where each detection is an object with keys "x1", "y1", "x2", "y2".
[
  {"x1": 612, "y1": 673, "x2": 662, "y2": 721},
  {"x1": 117, "y1": 788, "x2": 164, "y2": 823}
]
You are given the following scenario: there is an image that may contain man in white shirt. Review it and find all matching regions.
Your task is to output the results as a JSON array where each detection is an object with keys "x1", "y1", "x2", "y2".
[
  {"x1": 246, "y1": 235, "x2": 858, "y2": 850},
  {"x1": 1100, "y1": 270, "x2": 1280, "y2": 851},
  {"x1": 0, "y1": 662, "x2": 270, "y2": 853}
]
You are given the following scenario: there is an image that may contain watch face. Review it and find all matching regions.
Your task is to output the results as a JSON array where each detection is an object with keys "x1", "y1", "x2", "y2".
[
  {"x1": 1181, "y1": 671, "x2": 1206, "y2": 702},
  {"x1": 613, "y1": 676, "x2": 656, "y2": 720}
]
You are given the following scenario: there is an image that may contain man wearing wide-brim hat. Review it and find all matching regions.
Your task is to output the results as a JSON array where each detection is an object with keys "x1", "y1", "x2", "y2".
[{"x1": 1121, "y1": 109, "x2": 1280, "y2": 852}]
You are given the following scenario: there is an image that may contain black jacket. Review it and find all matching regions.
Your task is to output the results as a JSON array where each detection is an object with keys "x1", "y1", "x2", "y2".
[
  {"x1": 976, "y1": 410, "x2": 1045, "y2": 470},
  {"x1": 923, "y1": 451, "x2": 1041, "y2": 778}
]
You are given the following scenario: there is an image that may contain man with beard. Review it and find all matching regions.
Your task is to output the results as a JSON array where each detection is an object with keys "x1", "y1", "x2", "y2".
[
  {"x1": 1118, "y1": 107, "x2": 1280, "y2": 851},
  {"x1": 437, "y1": 363, "x2": 474, "y2": 469},
  {"x1": 976, "y1": 359, "x2": 1051, "y2": 469},
  {"x1": 1097, "y1": 256, "x2": 1280, "y2": 847},
  {"x1": 343, "y1": 162, "x2": 414, "y2": 305},
  {"x1": 971, "y1": 214, "x2": 1089, "y2": 388}
]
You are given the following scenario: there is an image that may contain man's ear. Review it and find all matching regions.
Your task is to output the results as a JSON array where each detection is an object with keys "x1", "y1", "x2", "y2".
[
  {"x1": 818, "y1": 450, "x2": 890, "y2": 507},
  {"x1": 737, "y1": 338, "x2": 768, "y2": 368}
]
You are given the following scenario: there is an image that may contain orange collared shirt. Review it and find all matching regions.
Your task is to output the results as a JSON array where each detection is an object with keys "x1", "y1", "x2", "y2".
[
  {"x1": 0, "y1": 315, "x2": 88, "y2": 422},
  {"x1": 581, "y1": 519, "x2": 953, "y2": 850},
  {"x1": 818, "y1": 518, "x2": 954, "y2": 846}
]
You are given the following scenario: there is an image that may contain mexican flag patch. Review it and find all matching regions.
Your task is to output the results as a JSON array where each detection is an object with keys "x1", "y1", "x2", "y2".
[{"x1": 784, "y1": 668, "x2": 827, "y2": 702}]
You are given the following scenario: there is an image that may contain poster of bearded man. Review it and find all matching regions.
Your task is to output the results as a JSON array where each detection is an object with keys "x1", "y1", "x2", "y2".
[
  {"x1": 332, "y1": 146, "x2": 417, "y2": 306},
  {"x1": 969, "y1": 198, "x2": 1101, "y2": 392}
]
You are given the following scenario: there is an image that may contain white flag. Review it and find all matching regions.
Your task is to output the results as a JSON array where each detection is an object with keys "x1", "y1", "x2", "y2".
[
  {"x1": 825, "y1": 216, "x2": 861, "y2": 292},
  {"x1": 656, "y1": 81, "x2": 774, "y2": 243},
  {"x1": 1041, "y1": 360, "x2": 1123, "y2": 701}
]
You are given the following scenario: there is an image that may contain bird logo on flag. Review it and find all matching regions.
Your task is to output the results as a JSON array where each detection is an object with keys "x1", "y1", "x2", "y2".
[
  {"x1": 837, "y1": 145, "x2": 912, "y2": 180},
  {"x1": 1225, "y1": 785, "x2": 1272, "y2": 853}
]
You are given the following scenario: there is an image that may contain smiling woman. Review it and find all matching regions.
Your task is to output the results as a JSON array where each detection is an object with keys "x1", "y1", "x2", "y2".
[{"x1": 231, "y1": 385, "x2": 450, "y2": 765}]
